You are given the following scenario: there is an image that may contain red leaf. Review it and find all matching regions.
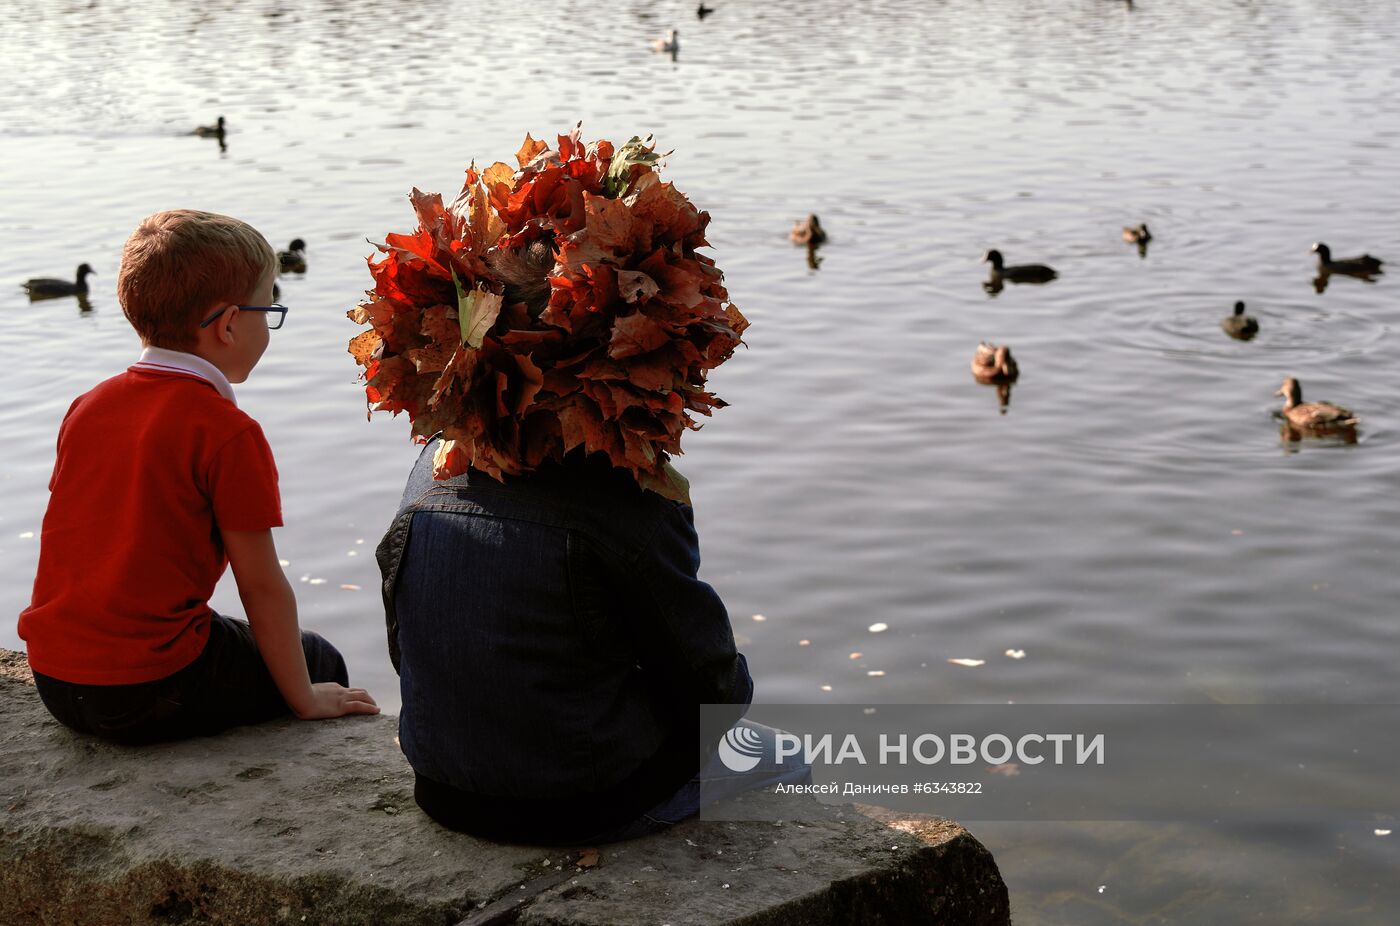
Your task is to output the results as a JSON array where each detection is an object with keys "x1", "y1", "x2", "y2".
[{"x1": 608, "y1": 312, "x2": 671, "y2": 360}]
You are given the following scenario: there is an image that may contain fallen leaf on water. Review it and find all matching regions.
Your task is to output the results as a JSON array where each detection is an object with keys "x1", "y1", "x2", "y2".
[
  {"x1": 868, "y1": 622, "x2": 889, "y2": 633},
  {"x1": 1005, "y1": 649, "x2": 1026, "y2": 660},
  {"x1": 1376, "y1": 829, "x2": 1393, "y2": 836},
  {"x1": 19, "y1": 531, "x2": 35, "y2": 539},
  {"x1": 278, "y1": 559, "x2": 290, "y2": 567},
  {"x1": 309, "y1": 578, "x2": 327, "y2": 586},
  {"x1": 849, "y1": 652, "x2": 863, "y2": 660},
  {"x1": 299, "y1": 574, "x2": 310, "y2": 583},
  {"x1": 867, "y1": 669, "x2": 886, "y2": 677},
  {"x1": 751, "y1": 614, "x2": 766, "y2": 622},
  {"x1": 819, "y1": 684, "x2": 833, "y2": 692},
  {"x1": 798, "y1": 639, "x2": 810, "y2": 647},
  {"x1": 948, "y1": 658, "x2": 985, "y2": 668},
  {"x1": 356, "y1": 538, "x2": 365, "y2": 545},
  {"x1": 340, "y1": 584, "x2": 362, "y2": 591},
  {"x1": 576, "y1": 848, "x2": 601, "y2": 868}
]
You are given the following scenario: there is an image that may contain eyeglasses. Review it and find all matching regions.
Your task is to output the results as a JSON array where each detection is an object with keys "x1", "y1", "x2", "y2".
[{"x1": 199, "y1": 303, "x2": 289, "y2": 330}]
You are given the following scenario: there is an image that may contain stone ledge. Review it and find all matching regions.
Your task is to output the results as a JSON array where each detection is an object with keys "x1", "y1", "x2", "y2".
[{"x1": 0, "y1": 649, "x2": 1009, "y2": 925}]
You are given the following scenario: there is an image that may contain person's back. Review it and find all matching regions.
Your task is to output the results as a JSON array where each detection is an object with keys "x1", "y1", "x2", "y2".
[
  {"x1": 382, "y1": 437, "x2": 753, "y2": 844},
  {"x1": 22, "y1": 368, "x2": 276, "y2": 683}
]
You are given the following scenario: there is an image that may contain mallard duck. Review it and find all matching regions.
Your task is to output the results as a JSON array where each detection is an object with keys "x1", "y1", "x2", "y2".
[
  {"x1": 971, "y1": 342, "x2": 1019, "y2": 383},
  {"x1": 278, "y1": 238, "x2": 307, "y2": 274},
  {"x1": 1275, "y1": 377, "x2": 1357, "y2": 429},
  {"x1": 697, "y1": 3, "x2": 715, "y2": 17},
  {"x1": 22, "y1": 263, "x2": 95, "y2": 299},
  {"x1": 791, "y1": 214, "x2": 827, "y2": 246},
  {"x1": 1122, "y1": 223, "x2": 1151, "y2": 244},
  {"x1": 982, "y1": 249, "x2": 1057, "y2": 283},
  {"x1": 1311, "y1": 242, "x2": 1383, "y2": 276},
  {"x1": 652, "y1": 29, "x2": 679, "y2": 52},
  {"x1": 1221, "y1": 301, "x2": 1259, "y2": 340},
  {"x1": 193, "y1": 115, "x2": 225, "y2": 138}
]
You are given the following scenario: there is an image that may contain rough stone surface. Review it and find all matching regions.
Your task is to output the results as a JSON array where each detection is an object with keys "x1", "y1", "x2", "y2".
[{"x1": 1, "y1": 649, "x2": 1009, "y2": 925}]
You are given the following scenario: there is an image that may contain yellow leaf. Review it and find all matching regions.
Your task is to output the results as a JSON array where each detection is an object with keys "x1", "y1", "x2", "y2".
[{"x1": 453, "y1": 270, "x2": 504, "y2": 349}]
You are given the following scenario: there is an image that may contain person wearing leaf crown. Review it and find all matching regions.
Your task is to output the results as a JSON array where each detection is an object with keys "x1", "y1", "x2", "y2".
[{"x1": 359, "y1": 129, "x2": 811, "y2": 845}]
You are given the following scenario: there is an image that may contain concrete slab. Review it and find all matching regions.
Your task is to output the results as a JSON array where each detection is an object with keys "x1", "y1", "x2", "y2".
[{"x1": 0, "y1": 650, "x2": 1008, "y2": 925}]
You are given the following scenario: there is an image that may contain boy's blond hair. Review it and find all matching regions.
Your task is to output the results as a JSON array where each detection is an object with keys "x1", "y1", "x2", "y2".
[{"x1": 118, "y1": 210, "x2": 276, "y2": 351}]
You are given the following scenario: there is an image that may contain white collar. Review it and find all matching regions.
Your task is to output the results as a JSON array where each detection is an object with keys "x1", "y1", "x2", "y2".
[{"x1": 131, "y1": 346, "x2": 238, "y2": 406}]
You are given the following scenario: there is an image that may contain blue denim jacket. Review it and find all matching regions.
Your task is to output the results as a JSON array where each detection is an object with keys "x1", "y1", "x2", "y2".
[{"x1": 376, "y1": 435, "x2": 753, "y2": 843}]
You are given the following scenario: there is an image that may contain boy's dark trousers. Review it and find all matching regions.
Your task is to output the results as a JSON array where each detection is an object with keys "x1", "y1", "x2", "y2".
[{"x1": 31, "y1": 612, "x2": 348, "y2": 744}]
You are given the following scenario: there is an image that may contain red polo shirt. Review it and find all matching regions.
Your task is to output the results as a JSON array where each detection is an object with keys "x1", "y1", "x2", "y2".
[{"x1": 18, "y1": 367, "x2": 283, "y2": 684}]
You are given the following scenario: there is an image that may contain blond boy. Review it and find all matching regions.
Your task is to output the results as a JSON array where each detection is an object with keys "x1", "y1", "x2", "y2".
[{"x1": 18, "y1": 210, "x2": 377, "y2": 743}]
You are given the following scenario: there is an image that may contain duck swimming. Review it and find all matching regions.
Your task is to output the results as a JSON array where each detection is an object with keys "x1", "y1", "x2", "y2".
[
  {"x1": 1311, "y1": 242, "x2": 1383, "y2": 276},
  {"x1": 193, "y1": 115, "x2": 226, "y2": 138},
  {"x1": 652, "y1": 29, "x2": 679, "y2": 53},
  {"x1": 1122, "y1": 223, "x2": 1151, "y2": 244},
  {"x1": 1275, "y1": 377, "x2": 1357, "y2": 430},
  {"x1": 1221, "y1": 301, "x2": 1259, "y2": 340},
  {"x1": 971, "y1": 342, "x2": 1019, "y2": 383},
  {"x1": 22, "y1": 263, "x2": 95, "y2": 300},
  {"x1": 278, "y1": 238, "x2": 307, "y2": 274},
  {"x1": 790, "y1": 214, "x2": 827, "y2": 246},
  {"x1": 982, "y1": 249, "x2": 1057, "y2": 284}
]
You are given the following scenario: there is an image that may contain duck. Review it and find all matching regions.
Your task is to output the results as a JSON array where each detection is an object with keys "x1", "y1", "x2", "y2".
[
  {"x1": 1311, "y1": 242, "x2": 1383, "y2": 276},
  {"x1": 790, "y1": 214, "x2": 827, "y2": 246},
  {"x1": 1275, "y1": 377, "x2": 1357, "y2": 429},
  {"x1": 971, "y1": 342, "x2": 1019, "y2": 384},
  {"x1": 22, "y1": 263, "x2": 95, "y2": 299},
  {"x1": 697, "y1": 3, "x2": 714, "y2": 17},
  {"x1": 1122, "y1": 223, "x2": 1151, "y2": 244},
  {"x1": 278, "y1": 238, "x2": 307, "y2": 274},
  {"x1": 652, "y1": 29, "x2": 679, "y2": 53},
  {"x1": 1221, "y1": 301, "x2": 1259, "y2": 340},
  {"x1": 982, "y1": 249, "x2": 1057, "y2": 284},
  {"x1": 193, "y1": 115, "x2": 226, "y2": 138}
]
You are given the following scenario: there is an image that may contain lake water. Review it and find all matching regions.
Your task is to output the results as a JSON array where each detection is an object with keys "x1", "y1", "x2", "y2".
[{"x1": 2, "y1": 0, "x2": 1398, "y2": 921}]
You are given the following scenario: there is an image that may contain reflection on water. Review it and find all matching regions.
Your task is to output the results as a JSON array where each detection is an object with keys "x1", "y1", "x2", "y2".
[
  {"x1": 1279, "y1": 420, "x2": 1360, "y2": 447},
  {"x1": 982, "y1": 380, "x2": 1014, "y2": 414},
  {"x1": 1314, "y1": 269, "x2": 1383, "y2": 293},
  {"x1": 2, "y1": 0, "x2": 1399, "y2": 922}
]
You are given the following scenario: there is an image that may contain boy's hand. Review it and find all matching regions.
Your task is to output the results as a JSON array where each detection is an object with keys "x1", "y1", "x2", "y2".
[
  {"x1": 223, "y1": 528, "x2": 380, "y2": 723},
  {"x1": 293, "y1": 682, "x2": 380, "y2": 720}
]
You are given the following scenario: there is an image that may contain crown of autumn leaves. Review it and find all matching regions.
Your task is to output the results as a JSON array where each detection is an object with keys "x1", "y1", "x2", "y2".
[{"x1": 347, "y1": 128, "x2": 748, "y2": 502}]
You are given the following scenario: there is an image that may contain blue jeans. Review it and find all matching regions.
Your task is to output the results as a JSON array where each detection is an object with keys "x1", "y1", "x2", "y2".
[
  {"x1": 32, "y1": 611, "x2": 348, "y2": 745},
  {"x1": 587, "y1": 719, "x2": 813, "y2": 842}
]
